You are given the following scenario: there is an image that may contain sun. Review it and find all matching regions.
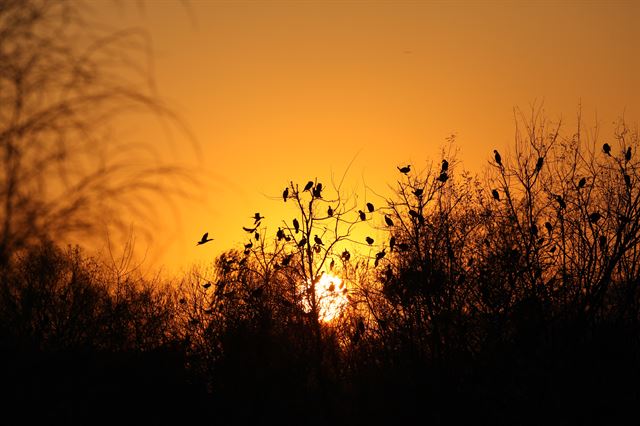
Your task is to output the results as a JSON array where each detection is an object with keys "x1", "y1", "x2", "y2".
[{"x1": 303, "y1": 273, "x2": 349, "y2": 322}]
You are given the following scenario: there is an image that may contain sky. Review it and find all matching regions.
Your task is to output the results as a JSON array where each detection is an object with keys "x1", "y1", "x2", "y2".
[{"x1": 94, "y1": 0, "x2": 639, "y2": 274}]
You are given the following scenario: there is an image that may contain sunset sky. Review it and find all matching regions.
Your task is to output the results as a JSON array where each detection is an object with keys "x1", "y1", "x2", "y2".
[{"x1": 96, "y1": 1, "x2": 639, "y2": 273}]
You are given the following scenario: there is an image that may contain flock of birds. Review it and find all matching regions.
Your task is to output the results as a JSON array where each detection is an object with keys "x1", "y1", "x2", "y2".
[{"x1": 197, "y1": 145, "x2": 635, "y2": 268}]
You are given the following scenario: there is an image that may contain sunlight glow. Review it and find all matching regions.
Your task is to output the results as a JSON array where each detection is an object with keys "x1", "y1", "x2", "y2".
[{"x1": 303, "y1": 273, "x2": 348, "y2": 322}]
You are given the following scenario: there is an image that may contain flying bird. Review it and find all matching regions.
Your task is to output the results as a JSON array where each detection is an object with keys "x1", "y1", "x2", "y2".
[
  {"x1": 254, "y1": 232, "x2": 260, "y2": 241},
  {"x1": 293, "y1": 218, "x2": 300, "y2": 233},
  {"x1": 441, "y1": 159, "x2": 449, "y2": 173},
  {"x1": 366, "y1": 202, "x2": 374, "y2": 213},
  {"x1": 626, "y1": 147, "x2": 632, "y2": 162},
  {"x1": 366, "y1": 236, "x2": 374, "y2": 245},
  {"x1": 314, "y1": 235, "x2": 324, "y2": 246},
  {"x1": 494, "y1": 149, "x2": 502, "y2": 166},
  {"x1": 303, "y1": 180, "x2": 314, "y2": 192},
  {"x1": 384, "y1": 215, "x2": 394, "y2": 227},
  {"x1": 283, "y1": 187, "x2": 289, "y2": 202},
  {"x1": 252, "y1": 213, "x2": 264, "y2": 224},
  {"x1": 491, "y1": 189, "x2": 500, "y2": 201},
  {"x1": 603, "y1": 143, "x2": 611, "y2": 156},
  {"x1": 197, "y1": 232, "x2": 213, "y2": 245},
  {"x1": 397, "y1": 165, "x2": 411, "y2": 174},
  {"x1": 358, "y1": 210, "x2": 366, "y2": 221}
]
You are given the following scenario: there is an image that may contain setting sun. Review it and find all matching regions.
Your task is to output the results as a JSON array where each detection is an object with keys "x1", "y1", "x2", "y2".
[{"x1": 303, "y1": 273, "x2": 348, "y2": 323}]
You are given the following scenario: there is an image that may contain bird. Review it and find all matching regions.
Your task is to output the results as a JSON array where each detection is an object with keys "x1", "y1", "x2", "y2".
[
  {"x1": 203, "y1": 282, "x2": 211, "y2": 289},
  {"x1": 544, "y1": 221, "x2": 553, "y2": 234},
  {"x1": 282, "y1": 254, "x2": 293, "y2": 266},
  {"x1": 276, "y1": 228, "x2": 285, "y2": 241},
  {"x1": 327, "y1": 206, "x2": 333, "y2": 217},
  {"x1": 365, "y1": 236, "x2": 374, "y2": 245},
  {"x1": 293, "y1": 218, "x2": 300, "y2": 233},
  {"x1": 555, "y1": 195, "x2": 566, "y2": 209},
  {"x1": 244, "y1": 241, "x2": 253, "y2": 249},
  {"x1": 603, "y1": 143, "x2": 611, "y2": 156},
  {"x1": 626, "y1": 146, "x2": 632, "y2": 162},
  {"x1": 297, "y1": 238, "x2": 307, "y2": 248},
  {"x1": 578, "y1": 177, "x2": 586, "y2": 188},
  {"x1": 491, "y1": 189, "x2": 500, "y2": 201},
  {"x1": 366, "y1": 202, "x2": 374, "y2": 213},
  {"x1": 397, "y1": 165, "x2": 411, "y2": 174},
  {"x1": 535, "y1": 157, "x2": 544, "y2": 172},
  {"x1": 494, "y1": 149, "x2": 502, "y2": 166},
  {"x1": 243, "y1": 225, "x2": 258, "y2": 233},
  {"x1": 358, "y1": 210, "x2": 366, "y2": 221},
  {"x1": 437, "y1": 171, "x2": 448, "y2": 183},
  {"x1": 374, "y1": 249, "x2": 386, "y2": 267},
  {"x1": 330, "y1": 259, "x2": 335, "y2": 270},
  {"x1": 441, "y1": 159, "x2": 449, "y2": 173},
  {"x1": 384, "y1": 215, "x2": 394, "y2": 227},
  {"x1": 283, "y1": 187, "x2": 289, "y2": 202},
  {"x1": 413, "y1": 188, "x2": 423, "y2": 197},
  {"x1": 589, "y1": 212, "x2": 601, "y2": 223},
  {"x1": 314, "y1": 235, "x2": 323, "y2": 246},
  {"x1": 303, "y1": 180, "x2": 314, "y2": 192},
  {"x1": 312, "y1": 183, "x2": 323, "y2": 198},
  {"x1": 197, "y1": 232, "x2": 213, "y2": 245},
  {"x1": 341, "y1": 249, "x2": 351, "y2": 261},
  {"x1": 254, "y1": 232, "x2": 260, "y2": 241},
  {"x1": 625, "y1": 174, "x2": 631, "y2": 188},
  {"x1": 252, "y1": 213, "x2": 264, "y2": 224}
]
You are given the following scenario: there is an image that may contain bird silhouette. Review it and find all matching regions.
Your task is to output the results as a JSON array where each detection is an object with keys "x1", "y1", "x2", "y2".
[
  {"x1": 494, "y1": 149, "x2": 502, "y2": 166},
  {"x1": 603, "y1": 143, "x2": 611, "y2": 155},
  {"x1": 491, "y1": 189, "x2": 500, "y2": 201},
  {"x1": 276, "y1": 228, "x2": 285, "y2": 241},
  {"x1": 413, "y1": 188, "x2": 423, "y2": 197},
  {"x1": 366, "y1": 236, "x2": 374, "y2": 245},
  {"x1": 283, "y1": 187, "x2": 289, "y2": 202},
  {"x1": 578, "y1": 177, "x2": 586, "y2": 188},
  {"x1": 303, "y1": 181, "x2": 314, "y2": 191},
  {"x1": 384, "y1": 215, "x2": 394, "y2": 227},
  {"x1": 244, "y1": 241, "x2": 253, "y2": 249},
  {"x1": 535, "y1": 157, "x2": 544, "y2": 172},
  {"x1": 358, "y1": 210, "x2": 366, "y2": 221},
  {"x1": 314, "y1": 235, "x2": 324, "y2": 246},
  {"x1": 243, "y1": 225, "x2": 258, "y2": 233},
  {"x1": 341, "y1": 249, "x2": 351, "y2": 261},
  {"x1": 197, "y1": 232, "x2": 214, "y2": 245},
  {"x1": 544, "y1": 221, "x2": 553, "y2": 234},
  {"x1": 312, "y1": 183, "x2": 323, "y2": 198},
  {"x1": 254, "y1": 232, "x2": 260, "y2": 241},
  {"x1": 441, "y1": 159, "x2": 449, "y2": 173},
  {"x1": 589, "y1": 212, "x2": 601, "y2": 223},
  {"x1": 293, "y1": 218, "x2": 300, "y2": 233},
  {"x1": 437, "y1": 171, "x2": 448, "y2": 183},
  {"x1": 626, "y1": 147, "x2": 632, "y2": 162},
  {"x1": 252, "y1": 213, "x2": 264, "y2": 224},
  {"x1": 366, "y1": 202, "x2": 374, "y2": 213},
  {"x1": 203, "y1": 282, "x2": 211, "y2": 289},
  {"x1": 397, "y1": 165, "x2": 411, "y2": 174},
  {"x1": 327, "y1": 206, "x2": 334, "y2": 217},
  {"x1": 298, "y1": 238, "x2": 307, "y2": 248}
]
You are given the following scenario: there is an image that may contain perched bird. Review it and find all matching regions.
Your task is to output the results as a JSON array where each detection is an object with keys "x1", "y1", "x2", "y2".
[
  {"x1": 314, "y1": 234, "x2": 324, "y2": 246},
  {"x1": 252, "y1": 212, "x2": 264, "y2": 224},
  {"x1": 374, "y1": 249, "x2": 386, "y2": 267},
  {"x1": 384, "y1": 215, "x2": 394, "y2": 227},
  {"x1": 244, "y1": 241, "x2": 253, "y2": 249},
  {"x1": 441, "y1": 159, "x2": 449, "y2": 172},
  {"x1": 437, "y1": 171, "x2": 448, "y2": 183},
  {"x1": 283, "y1": 187, "x2": 289, "y2": 202},
  {"x1": 413, "y1": 188, "x2": 423, "y2": 197},
  {"x1": 276, "y1": 228, "x2": 285, "y2": 241},
  {"x1": 293, "y1": 218, "x2": 300, "y2": 233},
  {"x1": 341, "y1": 249, "x2": 351, "y2": 261},
  {"x1": 626, "y1": 146, "x2": 632, "y2": 162},
  {"x1": 254, "y1": 232, "x2": 260, "y2": 241},
  {"x1": 389, "y1": 236, "x2": 396, "y2": 252},
  {"x1": 589, "y1": 212, "x2": 602, "y2": 223},
  {"x1": 358, "y1": 210, "x2": 366, "y2": 221},
  {"x1": 366, "y1": 202, "x2": 375, "y2": 213},
  {"x1": 366, "y1": 236, "x2": 374, "y2": 245},
  {"x1": 603, "y1": 143, "x2": 611, "y2": 156},
  {"x1": 544, "y1": 221, "x2": 553, "y2": 234},
  {"x1": 578, "y1": 177, "x2": 586, "y2": 188},
  {"x1": 494, "y1": 149, "x2": 502, "y2": 166},
  {"x1": 197, "y1": 232, "x2": 214, "y2": 245},
  {"x1": 297, "y1": 238, "x2": 307, "y2": 248},
  {"x1": 303, "y1": 180, "x2": 314, "y2": 192},
  {"x1": 312, "y1": 183, "x2": 323, "y2": 198},
  {"x1": 397, "y1": 165, "x2": 411, "y2": 174},
  {"x1": 535, "y1": 157, "x2": 544, "y2": 172},
  {"x1": 491, "y1": 189, "x2": 500, "y2": 201},
  {"x1": 327, "y1": 206, "x2": 334, "y2": 217},
  {"x1": 624, "y1": 174, "x2": 631, "y2": 187}
]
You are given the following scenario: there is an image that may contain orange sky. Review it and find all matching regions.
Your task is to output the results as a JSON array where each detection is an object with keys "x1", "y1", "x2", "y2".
[{"x1": 95, "y1": 1, "x2": 639, "y2": 274}]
